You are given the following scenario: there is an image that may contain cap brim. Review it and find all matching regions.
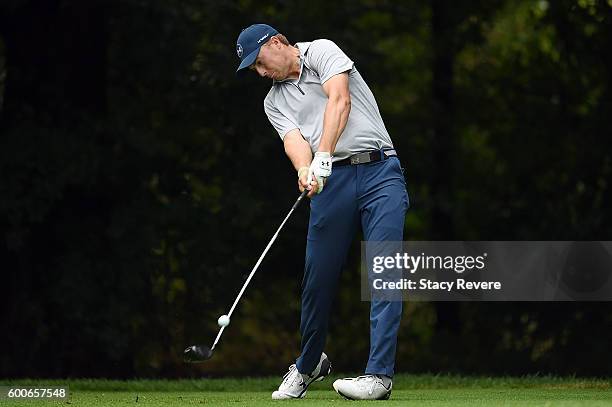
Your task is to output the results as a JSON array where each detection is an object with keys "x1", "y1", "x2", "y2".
[{"x1": 236, "y1": 47, "x2": 260, "y2": 75}]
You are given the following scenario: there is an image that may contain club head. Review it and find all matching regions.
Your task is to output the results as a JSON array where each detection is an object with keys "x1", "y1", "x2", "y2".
[{"x1": 184, "y1": 345, "x2": 213, "y2": 363}]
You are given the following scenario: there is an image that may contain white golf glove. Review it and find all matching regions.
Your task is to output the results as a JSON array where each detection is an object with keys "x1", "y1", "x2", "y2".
[{"x1": 308, "y1": 152, "x2": 332, "y2": 193}]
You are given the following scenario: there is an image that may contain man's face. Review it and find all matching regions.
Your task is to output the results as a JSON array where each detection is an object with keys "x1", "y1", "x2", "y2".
[{"x1": 250, "y1": 38, "x2": 290, "y2": 81}]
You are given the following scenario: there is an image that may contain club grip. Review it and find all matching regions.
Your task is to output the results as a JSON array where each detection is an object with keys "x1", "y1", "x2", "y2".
[{"x1": 290, "y1": 189, "x2": 309, "y2": 212}]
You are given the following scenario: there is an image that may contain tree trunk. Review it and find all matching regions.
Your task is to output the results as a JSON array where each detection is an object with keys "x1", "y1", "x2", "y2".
[
  {"x1": 430, "y1": 0, "x2": 456, "y2": 241},
  {"x1": 431, "y1": 0, "x2": 462, "y2": 339}
]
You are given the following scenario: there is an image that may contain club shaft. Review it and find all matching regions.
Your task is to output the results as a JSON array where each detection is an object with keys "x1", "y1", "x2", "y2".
[{"x1": 211, "y1": 189, "x2": 308, "y2": 350}]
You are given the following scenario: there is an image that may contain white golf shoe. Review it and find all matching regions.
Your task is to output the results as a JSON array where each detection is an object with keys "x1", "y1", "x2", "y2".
[
  {"x1": 271, "y1": 352, "x2": 332, "y2": 400},
  {"x1": 333, "y1": 374, "x2": 392, "y2": 400}
]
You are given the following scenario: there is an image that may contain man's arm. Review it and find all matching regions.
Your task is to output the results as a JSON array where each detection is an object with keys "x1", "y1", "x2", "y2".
[
  {"x1": 284, "y1": 129, "x2": 318, "y2": 197},
  {"x1": 317, "y1": 73, "x2": 351, "y2": 153},
  {"x1": 283, "y1": 129, "x2": 312, "y2": 170}
]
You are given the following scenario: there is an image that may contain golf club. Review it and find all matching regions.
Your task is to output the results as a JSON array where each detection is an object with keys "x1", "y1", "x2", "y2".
[{"x1": 184, "y1": 188, "x2": 309, "y2": 362}]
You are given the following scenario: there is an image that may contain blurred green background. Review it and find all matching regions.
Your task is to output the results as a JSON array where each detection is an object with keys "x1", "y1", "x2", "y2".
[{"x1": 1, "y1": 0, "x2": 610, "y2": 378}]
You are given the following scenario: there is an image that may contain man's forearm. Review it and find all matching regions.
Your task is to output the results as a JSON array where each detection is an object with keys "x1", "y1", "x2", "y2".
[
  {"x1": 317, "y1": 95, "x2": 351, "y2": 154},
  {"x1": 284, "y1": 130, "x2": 313, "y2": 171}
]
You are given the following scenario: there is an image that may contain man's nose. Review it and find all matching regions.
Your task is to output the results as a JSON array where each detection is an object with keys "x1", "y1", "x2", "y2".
[{"x1": 256, "y1": 66, "x2": 266, "y2": 78}]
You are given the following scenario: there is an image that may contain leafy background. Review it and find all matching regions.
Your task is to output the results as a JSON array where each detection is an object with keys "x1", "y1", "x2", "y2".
[{"x1": 0, "y1": 0, "x2": 610, "y2": 378}]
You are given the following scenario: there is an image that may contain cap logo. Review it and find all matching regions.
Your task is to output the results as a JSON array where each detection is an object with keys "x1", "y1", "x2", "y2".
[
  {"x1": 236, "y1": 43, "x2": 243, "y2": 58},
  {"x1": 257, "y1": 33, "x2": 270, "y2": 44}
]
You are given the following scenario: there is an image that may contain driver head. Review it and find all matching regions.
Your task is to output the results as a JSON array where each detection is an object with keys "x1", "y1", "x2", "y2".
[{"x1": 184, "y1": 345, "x2": 213, "y2": 363}]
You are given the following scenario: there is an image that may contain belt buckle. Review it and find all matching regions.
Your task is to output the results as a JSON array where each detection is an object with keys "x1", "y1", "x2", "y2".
[{"x1": 350, "y1": 152, "x2": 370, "y2": 165}]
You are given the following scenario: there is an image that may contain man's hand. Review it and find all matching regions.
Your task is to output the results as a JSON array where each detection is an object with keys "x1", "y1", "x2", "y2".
[
  {"x1": 298, "y1": 166, "x2": 318, "y2": 198},
  {"x1": 307, "y1": 152, "x2": 332, "y2": 194}
]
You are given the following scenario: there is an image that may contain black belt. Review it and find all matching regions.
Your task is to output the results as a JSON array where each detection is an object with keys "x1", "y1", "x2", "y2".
[{"x1": 333, "y1": 149, "x2": 397, "y2": 167}]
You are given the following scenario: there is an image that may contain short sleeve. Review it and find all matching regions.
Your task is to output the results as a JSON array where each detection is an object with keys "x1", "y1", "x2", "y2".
[
  {"x1": 306, "y1": 39, "x2": 354, "y2": 84},
  {"x1": 264, "y1": 96, "x2": 298, "y2": 140}
]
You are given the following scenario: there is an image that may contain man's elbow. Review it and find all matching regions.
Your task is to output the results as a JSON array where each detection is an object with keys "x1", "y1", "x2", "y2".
[
  {"x1": 333, "y1": 94, "x2": 351, "y2": 113},
  {"x1": 342, "y1": 96, "x2": 351, "y2": 118},
  {"x1": 343, "y1": 96, "x2": 351, "y2": 112}
]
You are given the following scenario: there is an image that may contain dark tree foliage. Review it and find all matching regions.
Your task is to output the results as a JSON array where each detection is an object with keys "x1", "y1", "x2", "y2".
[{"x1": 0, "y1": 0, "x2": 610, "y2": 377}]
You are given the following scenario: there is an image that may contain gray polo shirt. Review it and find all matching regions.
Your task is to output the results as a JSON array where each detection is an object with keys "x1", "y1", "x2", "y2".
[{"x1": 263, "y1": 39, "x2": 393, "y2": 162}]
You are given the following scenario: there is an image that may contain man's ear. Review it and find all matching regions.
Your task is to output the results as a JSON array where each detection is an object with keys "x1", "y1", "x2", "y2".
[{"x1": 269, "y1": 36, "x2": 281, "y2": 49}]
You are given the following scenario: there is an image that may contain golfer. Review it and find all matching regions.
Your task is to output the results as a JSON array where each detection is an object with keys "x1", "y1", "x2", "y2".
[{"x1": 235, "y1": 24, "x2": 409, "y2": 400}]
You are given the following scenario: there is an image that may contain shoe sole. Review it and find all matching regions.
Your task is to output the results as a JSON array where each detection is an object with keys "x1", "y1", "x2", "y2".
[
  {"x1": 274, "y1": 358, "x2": 332, "y2": 400},
  {"x1": 271, "y1": 391, "x2": 305, "y2": 400},
  {"x1": 334, "y1": 384, "x2": 391, "y2": 401},
  {"x1": 336, "y1": 389, "x2": 355, "y2": 400},
  {"x1": 298, "y1": 357, "x2": 331, "y2": 399},
  {"x1": 336, "y1": 389, "x2": 391, "y2": 401},
  {"x1": 312, "y1": 358, "x2": 332, "y2": 382}
]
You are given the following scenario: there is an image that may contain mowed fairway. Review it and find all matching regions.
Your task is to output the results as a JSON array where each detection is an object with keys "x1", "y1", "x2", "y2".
[{"x1": 2, "y1": 374, "x2": 610, "y2": 406}]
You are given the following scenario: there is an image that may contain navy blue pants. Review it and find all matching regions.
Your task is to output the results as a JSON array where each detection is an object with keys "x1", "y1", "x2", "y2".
[{"x1": 295, "y1": 155, "x2": 409, "y2": 377}]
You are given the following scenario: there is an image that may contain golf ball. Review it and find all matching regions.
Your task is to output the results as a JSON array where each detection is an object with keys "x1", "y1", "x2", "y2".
[{"x1": 218, "y1": 314, "x2": 230, "y2": 327}]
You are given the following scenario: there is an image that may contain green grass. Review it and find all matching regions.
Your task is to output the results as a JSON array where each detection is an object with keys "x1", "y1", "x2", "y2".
[{"x1": 1, "y1": 374, "x2": 610, "y2": 406}]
